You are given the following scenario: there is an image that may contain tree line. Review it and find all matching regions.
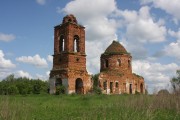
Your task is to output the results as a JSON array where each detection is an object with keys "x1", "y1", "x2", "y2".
[
  {"x1": 0, "y1": 74, "x2": 49, "y2": 95},
  {"x1": 0, "y1": 69, "x2": 179, "y2": 95}
]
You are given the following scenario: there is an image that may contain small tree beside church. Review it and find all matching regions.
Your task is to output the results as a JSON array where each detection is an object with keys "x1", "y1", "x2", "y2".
[{"x1": 171, "y1": 70, "x2": 180, "y2": 95}]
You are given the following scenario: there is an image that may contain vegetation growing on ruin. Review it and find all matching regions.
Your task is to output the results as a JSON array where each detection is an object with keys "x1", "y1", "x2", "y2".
[{"x1": 133, "y1": 73, "x2": 144, "y2": 78}]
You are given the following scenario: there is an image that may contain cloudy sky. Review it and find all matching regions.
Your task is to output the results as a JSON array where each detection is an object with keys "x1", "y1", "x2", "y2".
[{"x1": 0, "y1": 0, "x2": 180, "y2": 93}]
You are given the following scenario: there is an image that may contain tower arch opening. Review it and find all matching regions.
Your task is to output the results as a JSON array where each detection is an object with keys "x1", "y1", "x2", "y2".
[
  {"x1": 75, "y1": 78, "x2": 83, "y2": 94},
  {"x1": 59, "y1": 35, "x2": 65, "y2": 52},
  {"x1": 55, "y1": 78, "x2": 62, "y2": 86},
  {"x1": 74, "y1": 35, "x2": 80, "y2": 52}
]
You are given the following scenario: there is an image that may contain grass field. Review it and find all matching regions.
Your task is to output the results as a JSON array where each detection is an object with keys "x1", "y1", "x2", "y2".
[{"x1": 0, "y1": 94, "x2": 180, "y2": 120}]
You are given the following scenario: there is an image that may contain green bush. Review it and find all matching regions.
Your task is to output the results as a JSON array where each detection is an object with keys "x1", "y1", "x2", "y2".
[
  {"x1": 7, "y1": 85, "x2": 18, "y2": 95},
  {"x1": 56, "y1": 85, "x2": 66, "y2": 95},
  {"x1": 0, "y1": 74, "x2": 49, "y2": 95},
  {"x1": 33, "y1": 82, "x2": 41, "y2": 94},
  {"x1": 135, "y1": 90, "x2": 140, "y2": 95},
  {"x1": 16, "y1": 83, "x2": 29, "y2": 95},
  {"x1": 93, "y1": 87, "x2": 102, "y2": 94}
]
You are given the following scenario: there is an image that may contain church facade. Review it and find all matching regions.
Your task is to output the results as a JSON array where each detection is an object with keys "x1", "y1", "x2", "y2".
[
  {"x1": 98, "y1": 41, "x2": 145, "y2": 94},
  {"x1": 49, "y1": 14, "x2": 145, "y2": 94}
]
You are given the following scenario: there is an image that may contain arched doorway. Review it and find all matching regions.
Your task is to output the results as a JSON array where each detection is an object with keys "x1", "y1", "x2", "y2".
[
  {"x1": 55, "y1": 78, "x2": 65, "y2": 94},
  {"x1": 55, "y1": 78, "x2": 62, "y2": 86},
  {"x1": 75, "y1": 78, "x2": 84, "y2": 94},
  {"x1": 140, "y1": 83, "x2": 143, "y2": 93}
]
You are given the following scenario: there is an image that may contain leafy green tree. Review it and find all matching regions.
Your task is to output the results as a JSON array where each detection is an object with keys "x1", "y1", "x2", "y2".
[
  {"x1": 92, "y1": 74, "x2": 102, "y2": 94},
  {"x1": 171, "y1": 70, "x2": 180, "y2": 94},
  {"x1": 16, "y1": 83, "x2": 28, "y2": 95},
  {"x1": 92, "y1": 74, "x2": 99, "y2": 88},
  {"x1": 0, "y1": 74, "x2": 49, "y2": 95},
  {"x1": 4, "y1": 74, "x2": 15, "y2": 82},
  {"x1": 7, "y1": 85, "x2": 18, "y2": 95},
  {"x1": 33, "y1": 80, "x2": 41, "y2": 94}
]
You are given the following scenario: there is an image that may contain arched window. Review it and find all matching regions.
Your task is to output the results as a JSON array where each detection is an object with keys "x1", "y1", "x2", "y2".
[
  {"x1": 118, "y1": 59, "x2": 121, "y2": 66},
  {"x1": 74, "y1": 35, "x2": 80, "y2": 52},
  {"x1": 105, "y1": 59, "x2": 109, "y2": 68},
  {"x1": 59, "y1": 35, "x2": 65, "y2": 52},
  {"x1": 128, "y1": 59, "x2": 131, "y2": 68},
  {"x1": 115, "y1": 82, "x2": 119, "y2": 88}
]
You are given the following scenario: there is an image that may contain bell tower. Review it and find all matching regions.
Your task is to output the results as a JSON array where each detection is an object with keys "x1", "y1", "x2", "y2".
[{"x1": 49, "y1": 14, "x2": 91, "y2": 94}]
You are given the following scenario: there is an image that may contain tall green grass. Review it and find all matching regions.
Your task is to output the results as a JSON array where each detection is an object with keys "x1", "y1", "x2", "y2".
[{"x1": 0, "y1": 94, "x2": 179, "y2": 120}]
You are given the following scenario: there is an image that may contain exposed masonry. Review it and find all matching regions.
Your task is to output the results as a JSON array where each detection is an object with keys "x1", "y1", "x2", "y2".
[
  {"x1": 49, "y1": 14, "x2": 145, "y2": 94},
  {"x1": 49, "y1": 14, "x2": 91, "y2": 94},
  {"x1": 99, "y1": 41, "x2": 145, "y2": 94}
]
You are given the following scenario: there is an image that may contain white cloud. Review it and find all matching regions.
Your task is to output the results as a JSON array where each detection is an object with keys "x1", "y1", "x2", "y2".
[
  {"x1": 141, "y1": 0, "x2": 180, "y2": 21},
  {"x1": 164, "y1": 40, "x2": 180, "y2": 60},
  {"x1": 0, "y1": 50, "x2": 16, "y2": 70},
  {"x1": 63, "y1": 0, "x2": 116, "y2": 19},
  {"x1": 162, "y1": 29, "x2": 180, "y2": 60},
  {"x1": 36, "y1": 0, "x2": 46, "y2": 5},
  {"x1": 0, "y1": 50, "x2": 16, "y2": 80},
  {"x1": 35, "y1": 71, "x2": 50, "y2": 81},
  {"x1": 35, "y1": 73, "x2": 48, "y2": 81},
  {"x1": 112, "y1": 6, "x2": 167, "y2": 60},
  {"x1": 0, "y1": 33, "x2": 15, "y2": 42},
  {"x1": 62, "y1": 0, "x2": 118, "y2": 74},
  {"x1": 16, "y1": 54, "x2": 48, "y2": 68},
  {"x1": 118, "y1": 6, "x2": 167, "y2": 43},
  {"x1": 61, "y1": 0, "x2": 167, "y2": 74},
  {"x1": 46, "y1": 71, "x2": 50, "y2": 76},
  {"x1": 60, "y1": 0, "x2": 179, "y2": 95},
  {"x1": 15, "y1": 70, "x2": 32, "y2": 79},
  {"x1": 47, "y1": 55, "x2": 53, "y2": 63},
  {"x1": 168, "y1": 29, "x2": 180, "y2": 39},
  {"x1": 63, "y1": 0, "x2": 117, "y2": 41},
  {"x1": 132, "y1": 60, "x2": 179, "y2": 93}
]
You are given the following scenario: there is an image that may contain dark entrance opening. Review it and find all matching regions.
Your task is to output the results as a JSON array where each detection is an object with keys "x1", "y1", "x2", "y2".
[
  {"x1": 129, "y1": 84, "x2": 132, "y2": 94},
  {"x1": 55, "y1": 78, "x2": 62, "y2": 86},
  {"x1": 140, "y1": 83, "x2": 143, "y2": 93},
  {"x1": 75, "y1": 78, "x2": 84, "y2": 94},
  {"x1": 103, "y1": 81, "x2": 107, "y2": 90},
  {"x1": 110, "y1": 82, "x2": 113, "y2": 93},
  {"x1": 55, "y1": 78, "x2": 65, "y2": 94}
]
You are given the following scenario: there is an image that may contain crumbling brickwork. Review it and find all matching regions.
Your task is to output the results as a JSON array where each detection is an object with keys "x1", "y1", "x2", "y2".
[
  {"x1": 49, "y1": 14, "x2": 91, "y2": 94},
  {"x1": 49, "y1": 14, "x2": 145, "y2": 95},
  {"x1": 99, "y1": 41, "x2": 145, "y2": 94}
]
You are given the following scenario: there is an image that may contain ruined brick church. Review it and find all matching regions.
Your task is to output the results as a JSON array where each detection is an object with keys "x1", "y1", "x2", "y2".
[{"x1": 49, "y1": 14, "x2": 145, "y2": 94}]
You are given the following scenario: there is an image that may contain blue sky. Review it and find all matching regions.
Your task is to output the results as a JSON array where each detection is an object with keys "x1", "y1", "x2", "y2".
[{"x1": 0, "y1": 0, "x2": 180, "y2": 93}]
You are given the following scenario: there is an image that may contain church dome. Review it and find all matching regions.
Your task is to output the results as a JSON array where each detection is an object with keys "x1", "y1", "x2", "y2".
[
  {"x1": 62, "y1": 14, "x2": 78, "y2": 24},
  {"x1": 104, "y1": 41, "x2": 128, "y2": 55}
]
